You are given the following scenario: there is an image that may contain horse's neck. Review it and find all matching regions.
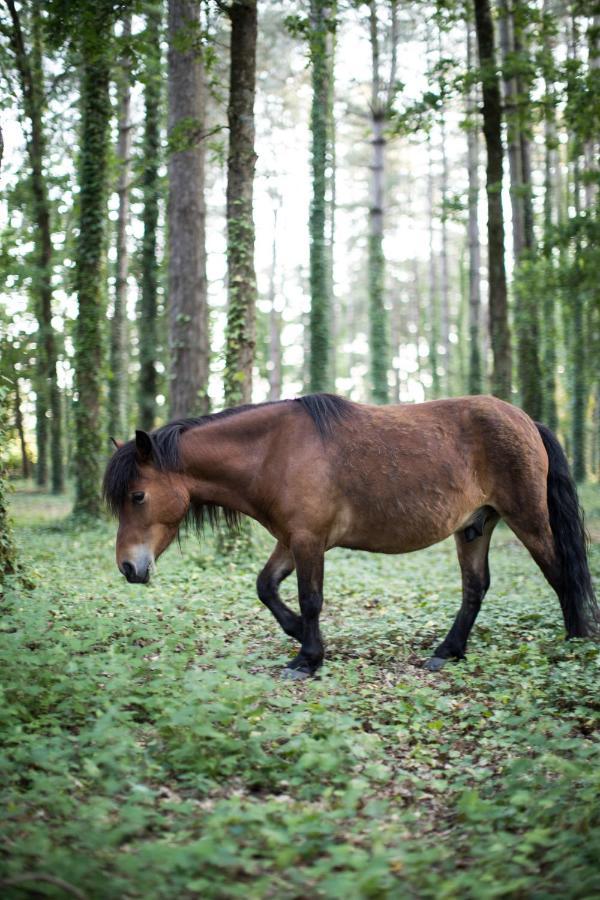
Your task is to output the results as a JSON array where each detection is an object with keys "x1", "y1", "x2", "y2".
[{"x1": 179, "y1": 404, "x2": 285, "y2": 515}]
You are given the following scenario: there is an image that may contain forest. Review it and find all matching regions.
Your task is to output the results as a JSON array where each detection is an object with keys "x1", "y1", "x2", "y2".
[{"x1": 1, "y1": 0, "x2": 600, "y2": 897}]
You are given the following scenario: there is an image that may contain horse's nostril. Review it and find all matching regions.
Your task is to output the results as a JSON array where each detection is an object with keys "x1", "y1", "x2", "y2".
[{"x1": 122, "y1": 561, "x2": 135, "y2": 581}]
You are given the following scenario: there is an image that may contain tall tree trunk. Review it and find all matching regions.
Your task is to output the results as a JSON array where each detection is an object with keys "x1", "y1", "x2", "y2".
[
  {"x1": 308, "y1": 0, "x2": 331, "y2": 393},
  {"x1": 427, "y1": 134, "x2": 441, "y2": 399},
  {"x1": 499, "y1": 0, "x2": 541, "y2": 417},
  {"x1": 473, "y1": 0, "x2": 512, "y2": 401},
  {"x1": 14, "y1": 379, "x2": 30, "y2": 479},
  {"x1": 224, "y1": 0, "x2": 258, "y2": 407},
  {"x1": 167, "y1": 0, "x2": 209, "y2": 418},
  {"x1": 568, "y1": 14, "x2": 587, "y2": 481},
  {"x1": 584, "y1": 14, "x2": 599, "y2": 210},
  {"x1": 0, "y1": 124, "x2": 16, "y2": 584},
  {"x1": 268, "y1": 202, "x2": 282, "y2": 401},
  {"x1": 541, "y1": 0, "x2": 558, "y2": 430},
  {"x1": 5, "y1": 0, "x2": 63, "y2": 492},
  {"x1": 326, "y1": 22, "x2": 337, "y2": 386},
  {"x1": 109, "y1": 14, "x2": 133, "y2": 442},
  {"x1": 367, "y1": 0, "x2": 397, "y2": 404},
  {"x1": 73, "y1": 27, "x2": 112, "y2": 518},
  {"x1": 368, "y1": 106, "x2": 388, "y2": 403},
  {"x1": 466, "y1": 22, "x2": 483, "y2": 395},
  {"x1": 139, "y1": 6, "x2": 162, "y2": 430},
  {"x1": 438, "y1": 29, "x2": 450, "y2": 393}
]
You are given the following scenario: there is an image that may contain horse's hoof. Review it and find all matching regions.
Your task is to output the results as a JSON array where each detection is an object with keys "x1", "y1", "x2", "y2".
[
  {"x1": 423, "y1": 656, "x2": 448, "y2": 672},
  {"x1": 281, "y1": 666, "x2": 311, "y2": 680}
]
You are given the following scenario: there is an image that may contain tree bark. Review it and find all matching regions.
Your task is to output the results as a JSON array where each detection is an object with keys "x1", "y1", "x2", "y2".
[
  {"x1": 473, "y1": 0, "x2": 512, "y2": 401},
  {"x1": 427, "y1": 133, "x2": 441, "y2": 399},
  {"x1": 438, "y1": 28, "x2": 450, "y2": 393},
  {"x1": 367, "y1": 0, "x2": 397, "y2": 404},
  {"x1": 139, "y1": 6, "x2": 162, "y2": 430},
  {"x1": 167, "y1": 0, "x2": 209, "y2": 418},
  {"x1": 541, "y1": 0, "x2": 558, "y2": 431},
  {"x1": 499, "y1": 0, "x2": 541, "y2": 418},
  {"x1": 326, "y1": 22, "x2": 337, "y2": 386},
  {"x1": 308, "y1": 0, "x2": 331, "y2": 393},
  {"x1": 73, "y1": 28, "x2": 112, "y2": 518},
  {"x1": 5, "y1": 0, "x2": 63, "y2": 492},
  {"x1": 0, "y1": 123, "x2": 16, "y2": 584},
  {"x1": 109, "y1": 14, "x2": 133, "y2": 442},
  {"x1": 268, "y1": 202, "x2": 282, "y2": 401},
  {"x1": 466, "y1": 21, "x2": 483, "y2": 395},
  {"x1": 224, "y1": 0, "x2": 258, "y2": 407},
  {"x1": 14, "y1": 379, "x2": 30, "y2": 479}
]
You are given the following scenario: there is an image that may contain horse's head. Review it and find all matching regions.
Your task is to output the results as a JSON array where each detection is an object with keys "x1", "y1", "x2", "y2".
[{"x1": 104, "y1": 430, "x2": 190, "y2": 584}]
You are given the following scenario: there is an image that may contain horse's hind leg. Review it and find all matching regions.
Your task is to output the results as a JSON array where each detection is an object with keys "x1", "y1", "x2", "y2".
[
  {"x1": 424, "y1": 512, "x2": 500, "y2": 671},
  {"x1": 499, "y1": 510, "x2": 566, "y2": 629},
  {"x1": 256, "y1": 542, "x2": 302, "y2": 642}
]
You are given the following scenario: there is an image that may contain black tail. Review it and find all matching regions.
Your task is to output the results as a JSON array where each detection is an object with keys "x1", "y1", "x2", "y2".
[{"x1": 536, "y1": 423, "x2": 599, "y2": 638}]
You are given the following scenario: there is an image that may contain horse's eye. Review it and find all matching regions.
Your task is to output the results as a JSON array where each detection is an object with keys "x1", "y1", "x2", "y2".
[{"x1": 131, "y1": 491, "x2": 145, "y2": 505}]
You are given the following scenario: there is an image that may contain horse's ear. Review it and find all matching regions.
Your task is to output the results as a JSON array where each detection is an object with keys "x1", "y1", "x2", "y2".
[
  {"x1": 135, "y1": 430, "x2": 153, "y2": 462},
  {"x1": 110, "y1": 437, "x2": 124, "y2": 450}
]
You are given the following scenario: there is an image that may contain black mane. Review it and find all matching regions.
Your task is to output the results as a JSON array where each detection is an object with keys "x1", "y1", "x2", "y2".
[{"x1": 102, "y1": 393, "x2": 353, "y2": 530}]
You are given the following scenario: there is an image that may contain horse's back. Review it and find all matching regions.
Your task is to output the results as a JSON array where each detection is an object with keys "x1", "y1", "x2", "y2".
[{"x1": 317, "y1": 395, "x2": 546, "y2": 553}]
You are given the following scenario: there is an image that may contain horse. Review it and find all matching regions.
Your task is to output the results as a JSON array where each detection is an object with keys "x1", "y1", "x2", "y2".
[{"x1": 103, "y1": 393, "x2": 598, "y2": 678}]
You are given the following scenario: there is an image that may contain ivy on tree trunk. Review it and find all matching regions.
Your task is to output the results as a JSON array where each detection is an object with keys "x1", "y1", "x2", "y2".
[
  {"x1": 109, "y1": 14, "x2": 133, "y2": 443},
  {"x1": 224, "y1": 0, "x2": 258, "y2": 408},
  {"x1": 73, "y1": 26, "x2": 111, "y2": 518},
  {"x1": 466, "y1": 20, "x2": 483, "y2": 395},
  {"x1": 139, "y1": 5, "x2": 162, "y2": 430},
  {"x1": 308, "y1": 0, "x2": 331, "y2": 394},
  {"x1": 5, "y1": 0, "x2": 63, "y2": 493}
]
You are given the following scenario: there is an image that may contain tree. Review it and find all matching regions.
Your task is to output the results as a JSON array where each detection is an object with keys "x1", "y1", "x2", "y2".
[
  {"x1": 466, "y1": 20, "x2": 483, "y2": 395},
  {"x1": 437, "y1": 24, "x2": 451, "y2": 394},
  {"x1": 473, "y1": 0, "x2": 512, "y2": 401},
  {"x1": 138, "y1": 4, "x2": 162, "y2": 430},
  {"x1": 223, "y1": 0, "x2": 258, "y2": 407},
  {"x1": 498, "y1": 0, "x2": 542, "y2": 418},
  {"x1": 367, "y1": 0, "x2": 399, "y2": 404},
  {"x1": 108, "y1": 14, "x2": 133, "y2": 442},
  {"x1": 308, "y1": 0, "x2": 333, "y2": 393},
  {"x1": 540, "y1": 0, "x2": 558, "y2": 430},
  {"x1": 0, "y1": 126, "x2": 16, "y2": 587},
  {"x1": 3, "y1": 0, "x2": 63, "y2": 493},
  {"x1": 268, "y1": 196, "x2": 282, "y2": 402},
  {"x1": 427, "y1": 132, "x2": 441, "y2": 399},
  {"x1": 72, "y1": 5, "x2": 114, "y2": 517},
  {"x1": 167, "y1": 0, "x2": 209, "y2": 418}
]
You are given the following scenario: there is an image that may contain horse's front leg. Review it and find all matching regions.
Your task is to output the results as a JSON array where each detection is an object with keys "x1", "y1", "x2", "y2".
[
  {"x1": 256, "y1": 542, "x2": 302, "y2": 641},
  {"x1": 283, "y1": 534, "x2": 325, "y2": 679}
]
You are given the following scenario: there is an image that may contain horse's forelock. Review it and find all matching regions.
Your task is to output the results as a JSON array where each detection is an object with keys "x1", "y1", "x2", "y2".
[{"x1": 102, "y1": 441, "x2": 140, "y2": 515}]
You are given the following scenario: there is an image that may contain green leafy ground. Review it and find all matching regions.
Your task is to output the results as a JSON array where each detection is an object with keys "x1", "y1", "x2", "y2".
[{"x1": 1, "y1": 485, "x2": 600, "y2": 899}]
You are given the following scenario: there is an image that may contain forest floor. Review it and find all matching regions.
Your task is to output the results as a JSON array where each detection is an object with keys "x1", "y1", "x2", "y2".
[{"x1": 1, "y1": 483, "x2": 600, "y2": 899}]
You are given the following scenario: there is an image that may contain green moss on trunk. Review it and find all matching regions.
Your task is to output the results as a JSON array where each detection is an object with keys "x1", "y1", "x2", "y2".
[{"x1": 73, "y1": 31, "x2": 111, "y2": 519}]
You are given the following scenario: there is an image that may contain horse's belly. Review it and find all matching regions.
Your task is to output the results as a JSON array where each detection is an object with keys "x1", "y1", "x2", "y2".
[{"x1": 329, "y1": 492, "x2": 479, "y2": 554}]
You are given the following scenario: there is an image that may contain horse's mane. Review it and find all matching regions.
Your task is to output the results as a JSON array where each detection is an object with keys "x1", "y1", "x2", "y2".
[{"x1": 102, "y1": 393, "x2": 353, "y2": 532}]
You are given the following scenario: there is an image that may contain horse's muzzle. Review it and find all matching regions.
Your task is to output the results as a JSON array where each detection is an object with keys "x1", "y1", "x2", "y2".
[{"x1": 121, "y1": 560, "x2": 150, "y2": 584}]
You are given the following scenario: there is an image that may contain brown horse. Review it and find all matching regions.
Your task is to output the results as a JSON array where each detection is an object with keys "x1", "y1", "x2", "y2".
[{"x1": 103, "y1": 394, "x2": 598, "y2": 677}]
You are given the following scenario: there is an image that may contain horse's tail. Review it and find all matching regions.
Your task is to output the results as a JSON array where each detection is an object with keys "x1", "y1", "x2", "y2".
[{"x1": 536, "y1": 422, "x2": 599, "y2": 638}]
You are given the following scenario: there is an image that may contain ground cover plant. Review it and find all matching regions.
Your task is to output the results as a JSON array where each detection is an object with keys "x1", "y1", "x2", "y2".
[{"x1": 1, "y1": 484, "x2": 599, "y2": 899}]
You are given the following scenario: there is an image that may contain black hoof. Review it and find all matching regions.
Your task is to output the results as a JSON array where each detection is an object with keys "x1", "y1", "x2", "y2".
[
  {"x1": 281, "y1": 666, "x2": 311, "y2": 680},
  {"x1": 423, "y1": 656, "x2": 449, "y2": 672},
  {"x1": 283, "y1": 653, "x2": 322, "y2": 679}
]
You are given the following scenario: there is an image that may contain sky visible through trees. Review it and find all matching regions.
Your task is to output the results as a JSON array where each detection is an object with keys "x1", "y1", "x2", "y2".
[{"x1": 0, "y1": 0, "x2": 599, "y2": 509}]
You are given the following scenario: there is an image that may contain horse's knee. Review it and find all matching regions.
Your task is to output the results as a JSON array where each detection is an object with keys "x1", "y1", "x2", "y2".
[{"x1": 256, "y1": 569, "x2": 273, "y2": 605}]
